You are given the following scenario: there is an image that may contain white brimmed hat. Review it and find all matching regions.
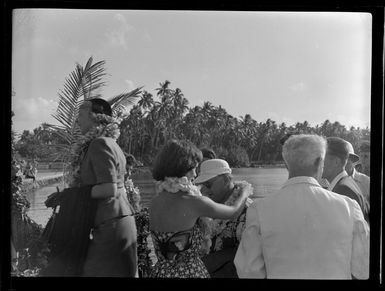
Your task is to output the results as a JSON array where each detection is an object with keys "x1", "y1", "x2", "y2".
[
  {"x1": 194, "y1": 159, "x2": 231, "y2": 184},
  {"x1": 346, "y1": 141, "x2": 360, "y2": 163}
]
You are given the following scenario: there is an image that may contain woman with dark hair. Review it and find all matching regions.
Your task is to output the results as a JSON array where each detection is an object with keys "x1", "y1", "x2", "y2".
[
  {"x1": 74, "y1": 98, "x2": 137, "y2": 277},
  {"x1": 149, "y1": 139, "x2": 250, "y2": 278}
]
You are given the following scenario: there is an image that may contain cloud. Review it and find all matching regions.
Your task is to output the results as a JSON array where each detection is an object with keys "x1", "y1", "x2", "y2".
[
  {"x1": 12, "y1": 96, "x2": 59, "y2": 133},
  {"x1": 125, "y1": 79, "x2": 136, "y2": 91},
  {"x1": 106, "y1": 13, "x2": 135, "y2": 50},
  {"x1": 106, "y1": 30, "x2": 128, "y2": 50},
  {"x1": 289, "y1": 81, "x2": 306, "y2": 92}
]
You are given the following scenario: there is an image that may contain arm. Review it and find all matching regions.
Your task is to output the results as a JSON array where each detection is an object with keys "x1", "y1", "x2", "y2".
[
  {"x1": 234, "y1": 204, "x2": 266, "y2": 278},
  {"x1": 91, "y1": 182, "x2": 117, "y2": 199},
  {"x1": 196, "y1": 184, "x2": 250, "y2": 220},
  {"x1": 88, "y1": 138, "x2": 119, "y2": 199},
  {"x1": 350, "y1": 200, "x2": 369, "y2": 279}
]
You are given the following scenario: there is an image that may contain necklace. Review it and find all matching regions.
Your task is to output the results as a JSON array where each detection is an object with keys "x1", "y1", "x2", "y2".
[
  {"x1": 155, "y1": 176, "x2": 201, "y2": 196},
  {"x1": 65, "y1": 114, "x2": 121, "y2": 187},
  {"x1": 155, "y1": 176, "x2": 214, "y2": 256}
]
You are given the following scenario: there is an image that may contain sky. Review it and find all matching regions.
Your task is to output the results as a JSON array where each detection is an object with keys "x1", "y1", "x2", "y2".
[{"x1": 11, "y1": 9, "x2": 372, "y2": 135}]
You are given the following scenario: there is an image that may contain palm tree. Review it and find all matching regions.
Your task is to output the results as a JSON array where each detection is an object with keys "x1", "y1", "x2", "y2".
[
  {"x1": 181, "y1": 106, "x2": 203, "y2": 144},
  {"x1": 156, "y1": 80, "x2": 172, "y2": 103},
  {"x1": 34, "y1": 123, "x2": 53, "y2": 145},
  {"x1": 46, "y1": 56, "x2": 142, "y2": 170},
  {"x1": 239, "y1": 114, "x2": 258, "y2": 159},
  {"x1": 257, "y1": 118, "x2": 274, "y2": 162},
  {"x1": 202, "y1": 101, "x2": 214, "y2": 115},
  {"x1": 138, "y1": 91, "x2": 154, "y2": 112}
]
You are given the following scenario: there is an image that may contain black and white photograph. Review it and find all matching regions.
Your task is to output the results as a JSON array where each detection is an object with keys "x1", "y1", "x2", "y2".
[{"x1": 5, "y1": 2, "x2": 383, "y2": 286}]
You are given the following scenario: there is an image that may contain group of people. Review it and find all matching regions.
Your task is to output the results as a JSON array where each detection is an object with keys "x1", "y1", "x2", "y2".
[{"x1": 42, "y1": 98, "x2": 370, "y2": 279}]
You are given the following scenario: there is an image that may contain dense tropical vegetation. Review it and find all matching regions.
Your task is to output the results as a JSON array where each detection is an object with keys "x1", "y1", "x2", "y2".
[
  {"x1": 118, "y1": 80, "x2": 370, "y2": 167},
  {"x1": 15, "y1": 79, "x2": 371, "y2": 167},
  {"x1": 11, "y1": 111, "x2": 49, "y2": 276}
]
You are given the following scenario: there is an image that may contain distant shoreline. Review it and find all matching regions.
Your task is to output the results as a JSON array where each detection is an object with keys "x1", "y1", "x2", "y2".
[{"x1": 23, "y1": 164, "x2": 287, "y2": 190}]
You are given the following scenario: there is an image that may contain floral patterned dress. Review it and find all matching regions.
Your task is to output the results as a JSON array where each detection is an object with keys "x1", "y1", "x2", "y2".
[{"x1": 150, "y1": 219, "x2": 210, "y2": 278}]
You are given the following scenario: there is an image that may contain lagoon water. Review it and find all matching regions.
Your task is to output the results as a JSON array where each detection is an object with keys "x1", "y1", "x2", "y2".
[{"x1": 26, "y1": 167, "x2": 288, "y2": 227}]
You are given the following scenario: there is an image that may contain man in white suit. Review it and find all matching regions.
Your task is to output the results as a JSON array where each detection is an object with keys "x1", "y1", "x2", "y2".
[{"x1": 234, "y1": 134, "x2": 369, "y2": 279}]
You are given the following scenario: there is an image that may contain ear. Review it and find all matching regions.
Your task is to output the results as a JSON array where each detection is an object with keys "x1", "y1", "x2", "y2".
[
  {"x1": 314, "y1": 157, "x2": 325, "y2": 173},
  {"x1": 314, "y1": 157, "x2": 324, "y2": 180},
  {"x1": 314, "y1": 157, "x2": 323, "y2": 168}
]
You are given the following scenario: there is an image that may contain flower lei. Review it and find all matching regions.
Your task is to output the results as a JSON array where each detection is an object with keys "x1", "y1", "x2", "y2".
[
  {"x1": 65, "y1": 114, "x2": 121, "y2": 187},
  {"x1": 155, "y1": 176, "x2": 202, "y2": 196},
  {"x1": 125, "y1": 178, "x2": 141, "y2": 213},
  {"x1": 202, "y1": 181, "x2": 254, "y2": 253},
  {"x1": 134, "y1": 208, "x2": 154, "y2": 278},
  {"x1": 155, "y1": 177, "x2": 213, "y2": 256},
  {"x1": 125, "y1": 177, "x2": 154, "y2": 277}
]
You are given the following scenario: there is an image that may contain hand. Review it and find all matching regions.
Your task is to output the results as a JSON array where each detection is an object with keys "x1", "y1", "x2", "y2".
[
  {"x1": 237, "y1": 182, "x2": 252, "y2": 198},
  {"x1": 45, "y1": 191, "x2": 63, "y2": 208}
]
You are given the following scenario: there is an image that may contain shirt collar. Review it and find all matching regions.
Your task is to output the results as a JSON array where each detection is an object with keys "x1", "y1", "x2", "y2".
[
  {"x1": 328, "y1": 170, "x2": 348, "y2": 191},
  {"x1": 282, "y1": 176, "x2": 322, "y2": 189}
]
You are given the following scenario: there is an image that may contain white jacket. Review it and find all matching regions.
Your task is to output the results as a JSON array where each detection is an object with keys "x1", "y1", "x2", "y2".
[{"x1": 234, "y1": 176, "x2": 369, "y2": 279}]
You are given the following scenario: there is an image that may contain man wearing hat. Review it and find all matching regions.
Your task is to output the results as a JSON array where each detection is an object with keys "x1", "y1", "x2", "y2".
[
  {"x1": 194, "y1": 159, "x2": 253, "y2": 278},
  {"x1": 322, "y1": 137, "x2": 369, "y2": 222},
  {"x1": 344, "y1": 141, "x2": 370, "y2": 204}
]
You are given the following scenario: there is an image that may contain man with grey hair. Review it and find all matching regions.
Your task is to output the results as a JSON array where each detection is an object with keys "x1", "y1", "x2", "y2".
[{"x1": 234, "y1": 134, "x2": 369, "y2": 279}]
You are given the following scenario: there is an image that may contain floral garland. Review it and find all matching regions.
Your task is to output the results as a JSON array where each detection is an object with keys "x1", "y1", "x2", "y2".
[
  {"x1": 125, "y1": 178, "x2": 141, "y2": 213},
  {"x1": 155, "y1": 177, "x2": 213, "y2": 256},
  {"x1": 133, "y1": 208, "x2": 154, "y2": 278},
  {"x1": 65, "y1": 114, "x2": 121, "y2": 187},
  {"x1": 201, "y1": 181, "x2": 254, "y2": 253},
  {"x1": 155, "y1": 176, "x2": 202, "y2": 196},
  {"x1": 124, "y1": 177, "x2": 154, "y2": 277}
]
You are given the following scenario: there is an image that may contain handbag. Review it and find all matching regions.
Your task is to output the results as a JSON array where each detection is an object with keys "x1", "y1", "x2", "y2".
[{"x1": 40, "y1": 185, "x2": 96, "y2": 276}]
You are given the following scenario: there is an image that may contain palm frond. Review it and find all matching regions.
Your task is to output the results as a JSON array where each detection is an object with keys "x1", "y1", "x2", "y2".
[
  {"x1": 45, "y1": 124, "x2": 82, "y2": 145},
  {"x1": 109, "y1": 87, "x2": 143, "y2": 116},
  {"x1": 46, "y1": 57, "x2": 106, "y2": 160}
]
